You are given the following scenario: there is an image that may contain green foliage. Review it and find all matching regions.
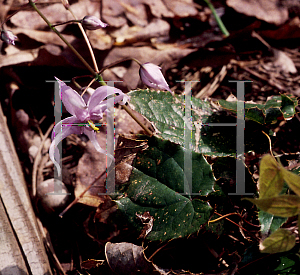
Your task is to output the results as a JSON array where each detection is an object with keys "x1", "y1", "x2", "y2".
[
  {"x1": 246, "y1": 154, "x2": 300, "y2": 254},
  {"x1": 218, "y1": 94, "x2": 297, "y2": 124},
  {"x1": 241, "y1": 244, "x2": 300, "y2": 274},
  {"x1": 127, "y1": 90, "x2": 299, "y2": 254},
  {"x1": 129, "y1": 89, "x2": 237, "y2": 156},
  {"x1": 258, "y1": 211, "x2": 286, "y2": 235},
  {"x1": 115, "y1": 136, "x2": 215, "y2": 241}
]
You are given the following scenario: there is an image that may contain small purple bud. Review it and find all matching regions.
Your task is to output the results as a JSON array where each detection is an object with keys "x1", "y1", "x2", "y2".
[
  {"x1": 82, "y1": 15, "x2": 108, "y2": 30},
  {"x1": 139, "y1": 63, "x2": 172, "y2": 93},
  {"x1": 1, "y1": 30, "x2": 17, "y2": 45}
]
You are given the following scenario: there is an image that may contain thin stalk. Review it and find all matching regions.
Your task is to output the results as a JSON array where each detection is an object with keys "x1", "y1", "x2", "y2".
[
  {"x1": 29, "y1": 0, "x2": 152, "y2": 136},
  {"x1": 78, "y1": 23, "x2": 99, "y2": 72},
  {"x1": 29, "y1": 0, "x2": 96, "y2": 76},
  {"x1": 122, "y1": 104, "x2": 153, "y2": 136},
  {"x1": 203, "y1": 0, "x2": 229, "y2": 37},
  {"x1": 52, "y1": 19, "x2": 81, "y2": 27},
  {"x1": 98, "y1": 57, "x2": 134, "y2": 74},
  {"x1": 81, "y1": 78, "x2": 96, "y2": 97},
  {"x1": 67, "y1": 8, "x2": 100, "y2": 73}
]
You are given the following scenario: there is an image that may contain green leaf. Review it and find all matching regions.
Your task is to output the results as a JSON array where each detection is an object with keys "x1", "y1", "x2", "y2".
[
  {"x1": 260, "y1": 228, "x2": 296, "y2": 253},
  {"x1": 128, "y1": 89, "x2": 236, "y2": 156},
  {"x1": 245, "y1": 195, "x2": 300, "y2": 217},
  {"x1": 259, "y1": 154, "x2": 284, "y2": 198},
  {"x1": 116, "y1": 170, "x2": 212, "y2": 242},
  {"x1": 116, "y1": 136, "x2": 214, "y2": 241},
  {"x1": 241, "y1": 244, "x2": 300, "y2": 274},
  {"x1": 133, "y1": 136, "x2": 215, "y2": 196},
  {"x1": 281, "y1": 169, "x2": 300, "y2": 197},
  {"x1": 219, "y1": 94, "x2": 297, "y2": 124},
  {"x1": 273, "y1": 253, "x2": 300, "y2": 274},
  {"x1": 258, "y1": 211, "x2": 287, "y2": 235}
]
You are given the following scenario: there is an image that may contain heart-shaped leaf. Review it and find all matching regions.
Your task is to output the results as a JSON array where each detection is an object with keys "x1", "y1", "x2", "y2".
[
  {"x1": 258, "y1": 154, "x2": 284, "y2": 198},
  {"x1": 260, "y1": 228, "x2": 296, "y2": 253},
  {"x1": 128, "y1": 89, "x2": 237, "y2": 156},
  {"x1": 281, "y1": 169, "x2": 300, "y2": 197},
  {"x1": 246, "y1": 195, "x2": 300, "y2": 217},
  {"x1": 116, "y1": 136, "x2": 214, "y2": 241}
]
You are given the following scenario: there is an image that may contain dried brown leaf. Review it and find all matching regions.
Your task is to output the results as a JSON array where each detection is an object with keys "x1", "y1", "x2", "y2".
[
  {"x1": 141, "y1": 0, "x2": 174, "y2": 18},
  {"x1": 111, "y1": 19, "x2": 170, "y2": 45},
  {"x1": 163, "y1": 0, "x2": 198, "y2": 17},
  {"x1": 103, "y1": 45, "x2": 195, "y2": 90},
  {"x1": 14, "y1": 28, "x2": 75, "y2": 47},
  {"x1": 226, "y1": 0, "x2": 288, "y2": 25},
  {"x1": 105, "y1": 242, "x2": 154, "y2": 275},
  {"x1": 259, "y1": 17, "x2": 300, "y2": 40}
]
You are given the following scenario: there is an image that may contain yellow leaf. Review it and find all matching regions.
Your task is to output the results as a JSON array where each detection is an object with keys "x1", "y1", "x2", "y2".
[
  {"x1": 259, "y1": 154, "x2": 284, "y2": 198},
  {"x1": 281, "y1": 169, "x2": 300, "y2": 197},
  {"x1": 260, "y1": 228, "x2": 296, "y2": 253},
  {"x1": 245, "y1": 195, "x2": 300, "y2": 217}
]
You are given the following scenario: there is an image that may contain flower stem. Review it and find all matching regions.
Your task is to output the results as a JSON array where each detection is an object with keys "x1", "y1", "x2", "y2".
[
  {"x1": 29, "y1": 0, "x2": 151, "y2": 136},
  {"x1": 203, "y1": 0, "x2": 229, "y2": 37},
  {"x1": 29, "y1": 0, "x2": 97, "y2": 76},
  {"x1": 52, "y1": 19, "x2": 81, "y2": 27},
  {"x1": 98, "y1": 57, "x2": 136, "y2": 74},
  {"x1": 66, "y1": 7, "x2": 100, "y2": 73},
  {"x1": 122, "y1": 104, "x2": 153, "y2": 136}
]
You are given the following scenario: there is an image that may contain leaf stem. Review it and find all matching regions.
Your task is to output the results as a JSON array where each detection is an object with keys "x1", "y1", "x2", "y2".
[{"x1": 203, "y1": 0, "x2": 229, "y2": 37}]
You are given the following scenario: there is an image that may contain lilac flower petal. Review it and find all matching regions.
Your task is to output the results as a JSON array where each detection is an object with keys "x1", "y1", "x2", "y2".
[
  {"x1": 83, "y1": 128, "x2": 114, "y2": 166},
  {"x1": 88, "y1": 86, "x2": 116, "y2": 112},
  {"x1": 51, "y1": 116, "x2": 80, "y2": 140},
  {"x1": 88, "y1": 86, "x2": 129, "y2": 119},
  {"x1": 114, "y1": 93, "x2": 130, "y2": 105},
  {"x1": 55, "y1": 77, "x2": 89, "y2": 121},
  {"x1": 49, "y1": 125, "x2": 80, "y2": 176}
]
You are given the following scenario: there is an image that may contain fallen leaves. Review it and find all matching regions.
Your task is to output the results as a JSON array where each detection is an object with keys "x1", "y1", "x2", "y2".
[{"x1": 227, "y1": 0, "x2": 289, "y2": 25}]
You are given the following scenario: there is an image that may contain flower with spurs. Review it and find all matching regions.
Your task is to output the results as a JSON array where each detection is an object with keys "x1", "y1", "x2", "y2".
[{"x1": 49, "y1": 78, "x2": 129, "y2": 176}]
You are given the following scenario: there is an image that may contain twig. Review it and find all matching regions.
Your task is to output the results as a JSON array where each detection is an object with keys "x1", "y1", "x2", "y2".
[
  {"x1": 59, "y1": 170, "x2": 106, "y2": 217},
  {"x1": 32, "y1": 123, "x2": 54, "y2": 198}
]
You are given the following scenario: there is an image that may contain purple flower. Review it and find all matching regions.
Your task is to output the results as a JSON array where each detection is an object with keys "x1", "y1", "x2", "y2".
[
  {"x1": 1, "y1": 30, "x2": 17, "y2": 45},
  {"x1": 49, "y1": 78, "x2": 129, "y2": 175},
  {"x1": 139, "y1": 63, "x2": 172, "y2": 93},
  {"x1": 82, "y1": 15, "x2": 108, "y2": 30}
]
